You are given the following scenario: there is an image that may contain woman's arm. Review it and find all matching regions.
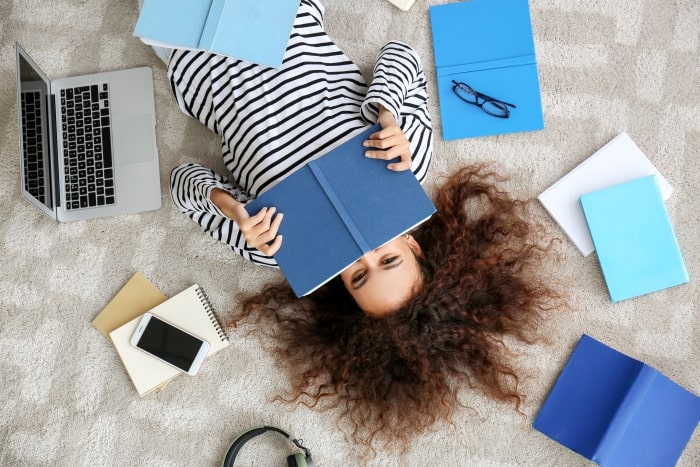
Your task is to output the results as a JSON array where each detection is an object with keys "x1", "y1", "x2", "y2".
[
  {"x1": 170, "y1": 163, "x2": 280, "y2": 266},
  {"x1": 360, "y1": 41, "x2": 433, "y2": 182},
  {"x1": 363, "y1": 104, "x2": 412, "y2": 172},
  {"x1": 210, "y1": 189, "x2": 283, "y2": 256}
]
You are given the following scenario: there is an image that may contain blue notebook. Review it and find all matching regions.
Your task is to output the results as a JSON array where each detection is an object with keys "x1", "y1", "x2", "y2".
[
  {"x1": 429, "y1": 0, "x2": 544, "y2": 140},
  {"x1": 533, "y1": 334, "x2": 700, "y2": 467},
  {"x1": 246, "y1": 125, "x2": 436, "y2": 297},
  {"x1": 134, "y1": 0, "x2": 299, "y2": 68},
  {"x1": 580, "y1": 175, "x2": 688, "y2": 302}
]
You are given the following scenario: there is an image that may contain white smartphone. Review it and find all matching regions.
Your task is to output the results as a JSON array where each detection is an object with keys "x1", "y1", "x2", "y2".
[{"x1": 130, "y1": 313, "x2": 210, "y2": 376}]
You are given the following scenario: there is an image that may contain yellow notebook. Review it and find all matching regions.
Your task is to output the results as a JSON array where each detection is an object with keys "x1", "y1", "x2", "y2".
[
  {"x1": 96, "y1": 276, "x2": 230, "y2": 396},
  {"x1": 92, "y1": 272, "x2": 168, "y2": 337}
]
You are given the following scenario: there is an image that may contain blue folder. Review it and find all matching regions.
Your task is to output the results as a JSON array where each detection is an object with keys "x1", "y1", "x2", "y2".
[
  {"x1": 534, "y1": 334, "x2": 700, "y2": 467},
  {"x1": 580, "y1": 175, "x2": 689, "y2": 302},
  {"x1": 429, "y1": 0, "x2": 544, "y2": 140}
]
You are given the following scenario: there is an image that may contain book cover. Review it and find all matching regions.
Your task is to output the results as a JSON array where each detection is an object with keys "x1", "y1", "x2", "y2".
[
  {"x1": 246, "y1": 125, "x2": 436, "y2": 297},
  {"x1": 92, "y1": 272, "x2": 168, "y2": 337},
  {"x1": 109, "y1": 284, "x2": 229, "y2": 396},
  {"x1": 134, "y1": 0, "x2": 299, "y2": 68},
  {"x1": 429, "y1": 0, "x2": 544, "y2": 140},
  {"x1": 533, "y1": 334, "x2": 700, "y2": 467},
  {"x1": 538, "y1": 133, "x2": 673, "y2": 256},
  {"x1": 580, "y1": 175, "x2": 688, "y2": 302}
]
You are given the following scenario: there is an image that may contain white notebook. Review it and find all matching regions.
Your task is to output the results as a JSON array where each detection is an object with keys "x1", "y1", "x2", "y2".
[
  {"x1": 109, "y1": 284, "x2": 229, "y2": 396},
  {"x1": 538, "y1": 133, "x2": 672, "y2": 256},
  {"x1": 386, "y1": 0, "x2": 417, "y2": 11}
]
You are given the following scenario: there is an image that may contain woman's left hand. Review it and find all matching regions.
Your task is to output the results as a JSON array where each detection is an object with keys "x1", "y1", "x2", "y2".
[{"x1": 364, "y1": 105, "x2": 412, "y2": 172}]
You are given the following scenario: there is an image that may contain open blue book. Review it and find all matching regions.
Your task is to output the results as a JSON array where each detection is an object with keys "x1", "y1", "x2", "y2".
[
  {"x1": 134, "y1": 0, "x2": 299, "y2": 68},
  {"x1": 246, "y1": 125, "x2": 436, "y2": 297},
  {"x1": 580, "y1": 175, "x2": 688, "y2": 302},
  {"x1": 429, "y1": 0, "x2": 544, "y2": 140},
  {"x1": 534, "y1": 334, "x2": 700, "y2": 467}
]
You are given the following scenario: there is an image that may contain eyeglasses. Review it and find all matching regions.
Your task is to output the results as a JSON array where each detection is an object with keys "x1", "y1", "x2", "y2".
[{"x1": 451, "y1": 80, "x2": 516, "y2": 118}]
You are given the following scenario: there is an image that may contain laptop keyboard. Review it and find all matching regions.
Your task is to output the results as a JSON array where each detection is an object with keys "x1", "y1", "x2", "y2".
[
  {"x1": 60, "y1": 83, "x2": 115, "y2": 210},
  {"x1": 21, "y1": 91, "x2": 47, "y2": 204}
]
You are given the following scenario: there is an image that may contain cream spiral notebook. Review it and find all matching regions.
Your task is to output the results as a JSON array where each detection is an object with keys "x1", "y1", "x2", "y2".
[{"x1": 108, "y1": 283, "x2": 230, "y2": 396}]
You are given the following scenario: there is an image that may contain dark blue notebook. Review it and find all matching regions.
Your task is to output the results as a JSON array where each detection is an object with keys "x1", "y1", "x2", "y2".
[
  {"x1": 429, "y1": 0, "x2": 544, "y2": 140},
  {"x1": 246, "y1": 125, "x2": 436, "y2": 297},
  {"x1": 533, "y1": 334, "x2": 700, "y2": 467}
]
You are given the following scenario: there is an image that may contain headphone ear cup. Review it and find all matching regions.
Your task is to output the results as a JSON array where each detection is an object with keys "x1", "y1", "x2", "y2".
[{"x1": 287, "y1": 452, "x2": 308, "y2": 467}]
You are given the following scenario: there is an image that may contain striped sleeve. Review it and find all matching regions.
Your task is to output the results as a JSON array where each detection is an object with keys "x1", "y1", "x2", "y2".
[
  {"x1": 169, "y1": 163, "x2": 278, "y2": 267},
  {"x1": 361, "y1": 40, "x2": 433, "y2": 183}
]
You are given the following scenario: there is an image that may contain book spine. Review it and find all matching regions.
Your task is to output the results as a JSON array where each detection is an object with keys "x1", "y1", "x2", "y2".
[
  {"x1": 308, "y1": 161, "x2": 371, "y2": 252},
  {"x1": 437, "y1": 54, "x2": 536, "y2": 78},
  {"x1": 593, "y1": 365, "x2": 658, "y2": 464},
  {"x1": 195, "y1": 285, "x2": 228, "y2": 343},
  {"x1": 198, "y1": 0, "x2": 227, "y2": 49}
]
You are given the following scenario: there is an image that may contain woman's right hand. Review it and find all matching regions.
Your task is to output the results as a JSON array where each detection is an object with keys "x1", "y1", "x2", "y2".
[{"x1": 210, "y1": 188, "x2": 284, "y2": 256}]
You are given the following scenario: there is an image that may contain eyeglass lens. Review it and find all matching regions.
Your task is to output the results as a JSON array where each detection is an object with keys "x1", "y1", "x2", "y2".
[{"x1": 453, "y1": 82, "x2": 512, "y2": 118}]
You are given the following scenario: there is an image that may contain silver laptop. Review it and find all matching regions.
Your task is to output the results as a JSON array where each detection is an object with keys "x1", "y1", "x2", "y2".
[{"x1": 15, "y1": 43, "x2": 161, "y2": 222}]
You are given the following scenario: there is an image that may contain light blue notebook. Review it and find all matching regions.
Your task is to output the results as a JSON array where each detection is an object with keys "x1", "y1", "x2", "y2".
[
  {"x1": 429, "y1": 0, "x2": 544, "y2": 140},
  {"x1": 135, "y1": 0, "x2": 299, "y2": 68},
  {"x1": 580, "y1": 175, "x2": 688, "y2": 302}
]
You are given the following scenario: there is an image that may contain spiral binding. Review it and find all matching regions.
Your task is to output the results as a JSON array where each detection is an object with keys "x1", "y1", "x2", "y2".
[{"x1": 196, "y1": 286, "x2": 228, "y2": 342}]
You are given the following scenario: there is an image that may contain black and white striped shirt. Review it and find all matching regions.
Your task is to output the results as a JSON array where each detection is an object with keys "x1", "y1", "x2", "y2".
[{"x1": 169, "y1": 0, "x2": 432, "y2": 266}]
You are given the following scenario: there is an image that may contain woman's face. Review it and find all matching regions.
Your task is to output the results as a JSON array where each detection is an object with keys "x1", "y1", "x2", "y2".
[{"x1": 339, "y1": 235, "x2": 423, "y2": 316}]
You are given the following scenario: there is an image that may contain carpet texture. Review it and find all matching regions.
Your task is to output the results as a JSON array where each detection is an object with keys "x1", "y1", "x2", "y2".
[{"x1": 1, "y1": 0, "x2": 698, "y2": 465}]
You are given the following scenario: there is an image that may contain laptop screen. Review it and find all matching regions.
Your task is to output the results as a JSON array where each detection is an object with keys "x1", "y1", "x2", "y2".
[{"x1": 17, "y1": 50, "x2": 54, "y2": 212}]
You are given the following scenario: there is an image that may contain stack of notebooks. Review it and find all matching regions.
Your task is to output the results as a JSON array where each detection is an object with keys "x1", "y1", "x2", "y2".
[
  {"x1": 534, "y1": 334, "x2": 700, "y2": 467},
  {"x1": 539, "y1": 133, "x2": 689, "y2": 302},
  {"x1": 93, "y1": 273, "x2": 230, "y2": 396}
]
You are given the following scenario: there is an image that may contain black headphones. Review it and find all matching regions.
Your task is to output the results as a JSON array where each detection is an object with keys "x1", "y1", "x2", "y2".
[{"x1": 221, "y1": 426, "x2": 314, "y2": 467}]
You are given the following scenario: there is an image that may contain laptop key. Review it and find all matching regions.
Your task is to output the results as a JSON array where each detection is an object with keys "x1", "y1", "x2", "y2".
[{"x1": 101, "y1": 128, "x2": 112, "y2": 168}]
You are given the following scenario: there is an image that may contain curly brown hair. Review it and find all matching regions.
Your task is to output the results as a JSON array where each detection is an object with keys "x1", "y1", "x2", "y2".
[{"x1": 230, "y1": 164, "x2": 562, "y2": 452}]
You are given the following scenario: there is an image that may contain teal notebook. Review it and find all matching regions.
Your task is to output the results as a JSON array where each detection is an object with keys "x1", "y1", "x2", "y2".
[
  {"x1": 580, "y1": 175, "x2": 688, "y2": 302},
  {"x1": 134, "y1": 0, "x2": 299, "y2": 68}
]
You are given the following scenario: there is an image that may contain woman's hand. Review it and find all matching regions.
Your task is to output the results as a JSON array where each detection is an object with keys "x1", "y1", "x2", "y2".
[
  {"x1": 363, "y1": 104, "x2": 412, "y2": 172},
  {"x1": 210, "y1": 188, "x2": 283, "y2": 256}
]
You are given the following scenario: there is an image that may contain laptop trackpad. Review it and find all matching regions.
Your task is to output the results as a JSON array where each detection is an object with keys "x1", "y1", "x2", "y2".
[{"x1": 113, "y1": 114, "x2": 156, "y2": 164}]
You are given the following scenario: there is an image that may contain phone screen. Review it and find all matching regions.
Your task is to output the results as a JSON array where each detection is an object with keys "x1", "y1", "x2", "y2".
[{"x1": 136, "y1": 316, "x2": 204, "y2": 371}]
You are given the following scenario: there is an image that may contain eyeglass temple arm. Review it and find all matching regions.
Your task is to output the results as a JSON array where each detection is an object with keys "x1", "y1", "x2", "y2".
[
  {"x1": 451, "y1": 80, "x2": 516, "y2": 108},
  {"x1": 475, "y1": 90, "x2": 516, "y2": 108}
]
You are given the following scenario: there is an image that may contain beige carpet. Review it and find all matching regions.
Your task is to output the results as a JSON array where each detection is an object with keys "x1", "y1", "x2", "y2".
[{"x1": 1, "y1": 0, "x2": 698, "y2": 465}]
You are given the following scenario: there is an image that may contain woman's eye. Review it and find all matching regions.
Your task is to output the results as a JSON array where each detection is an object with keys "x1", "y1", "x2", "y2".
[
  {"x1": 352, "y1": 271, "x2": 366, "y2": 283},
  {"x1": 382, "y1": 256, "x2": 398, "y2": 265}
]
